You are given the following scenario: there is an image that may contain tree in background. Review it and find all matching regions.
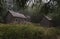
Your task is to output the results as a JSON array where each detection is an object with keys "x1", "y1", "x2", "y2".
[
  {"x1": 16, "y1": 0, "x2": 28, "y2": 10},
  {"x1": 0, "y1": 0, "x2": 5, "y2": 22},
  {"x1": 0, "y1": 0, "x2": 7, "y2": 23}
]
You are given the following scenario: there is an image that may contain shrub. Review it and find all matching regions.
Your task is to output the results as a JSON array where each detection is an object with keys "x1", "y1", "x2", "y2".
[{"x1": 0, "y1": 24, "x2": 58, "y2": 39}]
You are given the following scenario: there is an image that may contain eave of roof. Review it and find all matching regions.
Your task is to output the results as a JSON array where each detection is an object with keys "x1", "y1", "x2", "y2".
[
  {"x1": 44, "y1": 15, "x2": 52, "y2": 20},
  {"x1": 8, "y1": 10, "x2": 26, "y2": 18}
]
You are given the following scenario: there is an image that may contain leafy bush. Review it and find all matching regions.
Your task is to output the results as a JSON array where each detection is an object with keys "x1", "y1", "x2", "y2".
[{"x1": 0, "y1": 24, "x2": 59, "y2": 39}]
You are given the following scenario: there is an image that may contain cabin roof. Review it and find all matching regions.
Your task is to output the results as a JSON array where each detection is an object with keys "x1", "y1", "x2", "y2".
[
  {"x1": 8, "y1": 10, "x2": 26, "y2": 18},
  {"x1": 44, "y1": 15, "x2": 52, "y2": 20}
]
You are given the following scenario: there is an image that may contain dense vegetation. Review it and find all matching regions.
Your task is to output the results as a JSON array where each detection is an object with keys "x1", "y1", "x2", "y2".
[{"x1": 0, "y1": 24, "x2": 59, "y2": 39}]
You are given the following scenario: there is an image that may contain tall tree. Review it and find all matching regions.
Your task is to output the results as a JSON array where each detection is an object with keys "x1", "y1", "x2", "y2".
[
  {"x1": 0, "y1": 0, "x2": 4, "y2": 22},
  {"x1": 0, "y1": 0, "x2": 7, "y2": 23},
  {"x1": 16, "y1": 0, "x2": 28, "y2": 9}
]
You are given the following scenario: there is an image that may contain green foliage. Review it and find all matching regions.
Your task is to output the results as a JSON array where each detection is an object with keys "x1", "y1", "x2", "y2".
[
  {"x1": 0, "y1": 0, "x2": 4, "y2": 22},
  {"x1": 16, "y1": 0, "x2": 28, "y2": 9},
  {"x1": 0, "y1": 24, "x2": 59, "y2": 39},
  {"x1": 0, "y1": 0, "x2": 7, "y2": 23}
]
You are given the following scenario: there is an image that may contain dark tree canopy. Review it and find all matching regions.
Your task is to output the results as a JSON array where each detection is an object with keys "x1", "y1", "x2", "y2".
[{"x1": 16, "y1": 0, "x2": 28, "y2": 9}]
